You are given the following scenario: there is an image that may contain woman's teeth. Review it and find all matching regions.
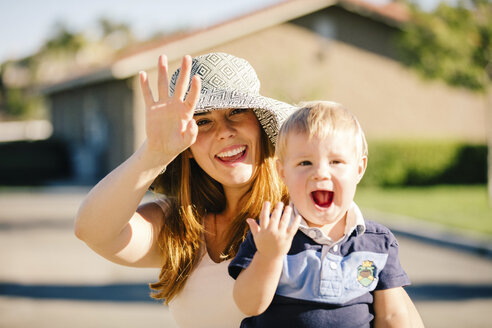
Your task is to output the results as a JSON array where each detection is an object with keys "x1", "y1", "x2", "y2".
[{"x1": 217, "y1": 146, "x2": 246, "y2": 159}]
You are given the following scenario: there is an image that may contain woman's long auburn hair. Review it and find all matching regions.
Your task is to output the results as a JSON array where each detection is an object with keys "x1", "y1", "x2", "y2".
[{"x1": 149, "y1": 128, "x2": 288, "y2": 304}]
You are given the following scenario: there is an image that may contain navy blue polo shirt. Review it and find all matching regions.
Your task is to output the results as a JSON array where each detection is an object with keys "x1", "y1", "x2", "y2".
[{"x1": 229, "y1": 203, "x2": 410, "y2": 328}]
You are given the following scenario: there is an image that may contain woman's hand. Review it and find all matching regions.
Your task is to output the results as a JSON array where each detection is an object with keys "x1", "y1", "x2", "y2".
[
  {"x1": 247, "y1": 202, "x2": 301, "y2": 260},
  {"x1": 140, "y1": 55, "x2": 201, "y2": 159}
]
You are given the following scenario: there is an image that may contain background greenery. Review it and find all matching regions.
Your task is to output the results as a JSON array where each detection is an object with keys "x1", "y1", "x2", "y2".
[
  {"x1": 0, "y1": 138, "x2": 71, "y2": 185},
  {"x1": 361, "y1": 140, "x2": 487, "y2": 187},
  {"x1": 356, "y1": 185, "x2": 492, "y2": 236}
]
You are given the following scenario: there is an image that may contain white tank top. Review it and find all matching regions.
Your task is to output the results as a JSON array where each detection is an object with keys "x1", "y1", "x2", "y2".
[
  {"x1": 154, "y1": 199, "x2": 246, "y2": 327},
  {"x1": 168, "y1": 252, "x2": 246, "y2": 327}
]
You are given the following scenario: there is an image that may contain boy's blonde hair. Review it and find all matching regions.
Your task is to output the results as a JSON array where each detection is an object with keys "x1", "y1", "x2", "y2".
[{"x1": 276, "y1": 101, "x2": 368, "y2": 162}]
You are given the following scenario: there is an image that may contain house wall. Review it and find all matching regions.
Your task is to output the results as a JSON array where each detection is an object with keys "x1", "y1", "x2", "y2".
[
  {"x1": 66, "y1": 5, "x2": 486, "y2": 184},
  {"x1": 182, "y1": 11, "x2": 486, "y2": 143},
  {"x1": 50, "y1": 79, "x2": 134, "y2": 183}
]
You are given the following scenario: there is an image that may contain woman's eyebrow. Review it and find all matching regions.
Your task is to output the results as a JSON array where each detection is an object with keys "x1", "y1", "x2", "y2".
[{"x1": 194, "y1": 112, "x2": 209, "y2": 117}]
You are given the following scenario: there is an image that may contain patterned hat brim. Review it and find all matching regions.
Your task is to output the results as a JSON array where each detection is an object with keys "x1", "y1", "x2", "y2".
[{"x1": 194, "y1": 90, "x2": 296, "y2": 146}]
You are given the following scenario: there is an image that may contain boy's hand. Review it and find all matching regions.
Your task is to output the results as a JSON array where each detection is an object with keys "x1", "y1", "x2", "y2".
[{"x1": 246, "y1": 202, "x2": 301, "y2": 260}]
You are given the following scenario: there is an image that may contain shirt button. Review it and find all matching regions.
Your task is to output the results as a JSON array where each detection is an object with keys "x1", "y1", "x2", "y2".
[
  {"x1": 308, "y1": 230, "x2": 316, "y2": 239},
  {"x1": 332, "y1": 244, "x2": 339, "y2": 252},
  {"x1": 329, "y1": 262, "x2": 337, "y2": 270}
]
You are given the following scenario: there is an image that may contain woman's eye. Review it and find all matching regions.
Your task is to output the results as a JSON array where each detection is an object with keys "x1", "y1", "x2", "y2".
[
  {"x1": 298, "y1": 161, "x2": 312, "y2": 166},
  {"x1": 230, "y1": 108, "x2": 248, "y2": 116},
  {"x1": 196, "y1": 119, "x2": 211, "y2": 126}
]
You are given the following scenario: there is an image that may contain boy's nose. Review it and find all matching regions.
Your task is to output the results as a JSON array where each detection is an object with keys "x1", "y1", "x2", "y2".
[{"x1": 313, "y1": 164, "x2": 330, "y2": 180}]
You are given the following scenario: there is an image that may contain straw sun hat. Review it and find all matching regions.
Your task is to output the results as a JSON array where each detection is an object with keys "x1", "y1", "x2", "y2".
[
  {"x1": 169, "y1": 52, "x2": 296, "y2": 146},
  {"x1": 151, "y1": 53, "x2": 296, "y2": 192}
]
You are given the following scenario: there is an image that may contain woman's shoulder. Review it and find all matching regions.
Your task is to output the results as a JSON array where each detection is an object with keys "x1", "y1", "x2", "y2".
[{"x1": 138, "y1": 196, "x2": 175, "y2": 225}]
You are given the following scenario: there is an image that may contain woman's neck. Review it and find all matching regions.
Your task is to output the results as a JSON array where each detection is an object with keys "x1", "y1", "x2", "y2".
[{"x1": 221, "y1": 184, "x2": 250, "y2": 218}]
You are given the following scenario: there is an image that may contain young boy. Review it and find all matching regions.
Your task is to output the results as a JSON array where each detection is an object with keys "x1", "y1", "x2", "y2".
[{"x1": 228, "y1": 101, "x2": 423, "y2": 327}]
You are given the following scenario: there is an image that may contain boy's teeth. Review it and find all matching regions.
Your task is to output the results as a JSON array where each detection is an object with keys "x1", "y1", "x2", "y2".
[{"x1": 217, "y1": 146, "x2": 245, "y2": 158}]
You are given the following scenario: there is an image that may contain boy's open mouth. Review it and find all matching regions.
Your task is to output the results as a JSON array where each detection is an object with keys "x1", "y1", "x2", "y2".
[
  {"x1": 216, "y1": 146, "x2": 247, "y2": 163},
  {"x1": 311, "y1": 190, "x2": 334, "y2": 208}
]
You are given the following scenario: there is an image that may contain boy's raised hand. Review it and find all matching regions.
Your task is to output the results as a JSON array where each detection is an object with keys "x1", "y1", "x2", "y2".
[
  {"x1": 140, "y1": 54, "x2": 201, "y2": 159},
  {"x1": 246, "y1": 202, "x2": 301, "y2": 260}
]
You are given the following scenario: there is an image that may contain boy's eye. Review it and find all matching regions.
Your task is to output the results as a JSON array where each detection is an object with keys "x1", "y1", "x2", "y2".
[
  {"x1": 330, "y1": 160, "x2": 343, "y2": 165},
  {"x1": 298, "y1": 161, "x2": 312, "y2": 166}
]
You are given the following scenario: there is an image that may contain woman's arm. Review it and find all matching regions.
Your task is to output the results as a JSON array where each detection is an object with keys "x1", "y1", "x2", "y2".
[
  {"x1": 403, "y1": 288, "x2": 425, "y2": 328},
  {"x1": 233, "y1": 202, "x2": 300, "y2": 316},
  {"x1": 74, "y1": 142, "x2": 170, "y2": 267},
  {"x1": 74, "y1": 55, "x2": 201, "y2": 268},
  {"x1": 373, "y1": 286, "x2": 424, "y2": 328}
]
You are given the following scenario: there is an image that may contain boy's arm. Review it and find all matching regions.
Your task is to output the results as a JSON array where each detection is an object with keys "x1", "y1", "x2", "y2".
[
  {"x1": 233, "y1": 202, "x2": 300, "y2": 316},
  {"x1": 373, "y1": 287, "x2": 424, "y2": 328}
]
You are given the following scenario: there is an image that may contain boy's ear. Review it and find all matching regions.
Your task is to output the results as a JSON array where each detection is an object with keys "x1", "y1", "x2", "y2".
[
  {"x1": 276, "y1": 159, "x2": 285, "y2": 180},
  {"x1": 356, "y1": 156, "x2": 368, "y2": 184}
]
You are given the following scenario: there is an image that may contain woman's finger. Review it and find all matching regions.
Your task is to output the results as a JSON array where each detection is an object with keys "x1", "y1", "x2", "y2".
[
  {"x1": 259, "y1": 201, "x2": 271, "y2": 230},
  {"x1": 278, "y1": 205, "x2": 292, "y2": 232},
  {"x1": 183, "y1": 119, "x2": 198, "y2": 145},
  {"x1": 174, "y1": 55, "x2": 192, "y2": 101},
  {"x1": 184, "y1": 75, "x2": 201, "y2": 110},
  {"x1": 157, "y1": 55, "x2": 169, "y2": 101},
  {"x1": 139, "y1": 71, "x2": 155, "y2": 106}
]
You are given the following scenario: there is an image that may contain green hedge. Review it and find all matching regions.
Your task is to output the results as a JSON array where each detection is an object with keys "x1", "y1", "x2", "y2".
[
  {"x1": 361, "y1": 140, "x2": 487, "y2": 187},
  {"x1": 0, "y1": 138, "x2": 71, "y2": 185}
]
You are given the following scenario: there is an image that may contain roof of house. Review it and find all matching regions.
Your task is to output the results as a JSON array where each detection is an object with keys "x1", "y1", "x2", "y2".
[{"x1": 43, "y1": 0, "x2": 408, "y2": 94}]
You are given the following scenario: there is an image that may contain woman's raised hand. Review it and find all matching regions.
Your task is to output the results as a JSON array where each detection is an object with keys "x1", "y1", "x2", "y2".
[{"x1": 139, "y1": 54, "x2": 201, "y2": 159}]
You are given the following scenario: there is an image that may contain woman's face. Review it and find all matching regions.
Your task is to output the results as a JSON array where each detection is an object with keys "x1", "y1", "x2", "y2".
[{"x1": 189, "y1": 108, "x2": 262, "y2": 190}]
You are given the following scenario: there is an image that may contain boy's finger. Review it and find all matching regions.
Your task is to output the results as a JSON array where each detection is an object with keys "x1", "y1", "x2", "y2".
[
  {"x1": 174, "y1": 55, "x2": 192, "y2": 101},
  {"x1": 157, "y1": 55, "x2": 169, "y2": 101},
  {"x1": 269, "y1": 202, "x2": 284, "y2": 229},
  {"x1": 139, "y1": 71, "x2": 155, "y2": 106},
  {"x1": 246, "y1": 218, "x2": 260, "y2": 237},
  {"x1": 259, "y1": 201, "x2": 271, "y2": 229},
  {"x1": 287, "y1": 214, "x2": 302, "y2": 238},
  {"x1": 278, "y1": 205, "x2": 292, "y2": 232}
]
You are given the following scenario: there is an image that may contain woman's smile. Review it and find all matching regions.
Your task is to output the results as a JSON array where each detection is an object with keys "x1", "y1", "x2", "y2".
[
  {"x1": 215, "y1": 145, "x2": 247, "y2": 163},
  {"x1": 190, "y1": 108, "x2": 261, "y2": 187}
]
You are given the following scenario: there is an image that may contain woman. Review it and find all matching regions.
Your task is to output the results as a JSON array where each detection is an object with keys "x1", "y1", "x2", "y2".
[{"x1": 74, "y1": 52, "x2": 296, "y2": 327}]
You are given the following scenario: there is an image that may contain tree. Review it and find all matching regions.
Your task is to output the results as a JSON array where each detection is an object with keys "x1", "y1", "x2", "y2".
[
  {"x1": 0, "y1": 18, "x2": 135, "y2": 119},
  {"x1": 396, "y1": 0, "x2": 492, "y2": 203}
]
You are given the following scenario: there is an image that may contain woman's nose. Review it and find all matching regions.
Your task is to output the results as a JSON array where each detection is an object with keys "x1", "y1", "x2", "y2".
[{"x1": 215, "y1": 119, "x2": 236, "y2": 139}]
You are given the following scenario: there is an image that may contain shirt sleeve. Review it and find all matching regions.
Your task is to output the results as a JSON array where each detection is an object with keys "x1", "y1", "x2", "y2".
[
  {"x1": 376, "y1": 231, "x2": 411, "y2": 290},
  {"x1": 228, "y1": 231, "x2": 257, "y2": 280}
]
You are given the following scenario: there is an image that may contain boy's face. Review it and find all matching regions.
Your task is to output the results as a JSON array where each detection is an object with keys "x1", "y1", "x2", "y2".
[{"x1": 277, "y1": 131, "x2": 367, "y2": 229}]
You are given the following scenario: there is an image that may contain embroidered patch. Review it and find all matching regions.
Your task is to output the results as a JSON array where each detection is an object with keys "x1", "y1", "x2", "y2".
[{"x1": 357, "y1": 260, "x2": 376, "y2": 287}]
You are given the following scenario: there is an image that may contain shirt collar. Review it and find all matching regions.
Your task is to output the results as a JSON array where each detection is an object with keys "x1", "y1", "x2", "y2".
[{"x1": 291, "y1": 202, "x2": 366, "y2": 245}]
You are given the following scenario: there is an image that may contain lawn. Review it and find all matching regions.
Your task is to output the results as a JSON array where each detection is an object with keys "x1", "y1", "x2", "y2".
[{"x1": 355, "y1": 185, "x2": 492, "y2": 236}]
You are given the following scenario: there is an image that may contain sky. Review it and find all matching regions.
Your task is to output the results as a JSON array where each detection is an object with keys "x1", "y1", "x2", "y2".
[
  {"x1": 0, "y1": 0, "x2": 445, "y2": 63},
  {"x1": 0, "y1": 0, "x2": 284, "y2": 63}
]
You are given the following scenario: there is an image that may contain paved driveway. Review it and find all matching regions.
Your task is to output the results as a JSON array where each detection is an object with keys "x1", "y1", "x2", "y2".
[{"x1": 0, "y1": 188, "x2": 490, "y2": 327}]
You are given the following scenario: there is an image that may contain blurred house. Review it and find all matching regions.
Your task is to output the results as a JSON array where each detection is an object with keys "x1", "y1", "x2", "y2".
[{"x1": 42, "y1": 0, "x2": 486, "y2": 184}]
